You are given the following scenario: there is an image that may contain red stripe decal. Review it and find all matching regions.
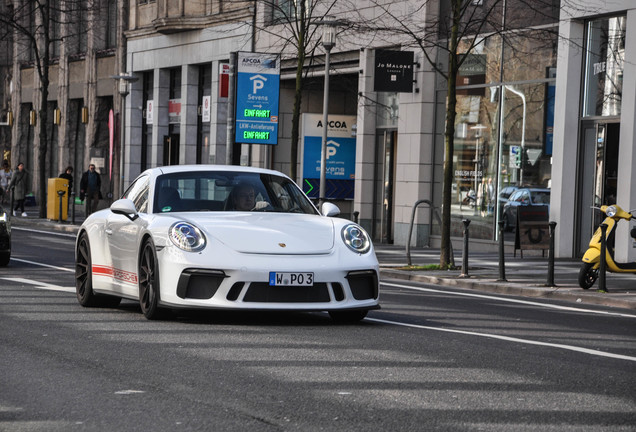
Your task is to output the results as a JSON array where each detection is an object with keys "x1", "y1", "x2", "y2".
[{"x1": 92, "y1": 265, "x2": 138, "y2": 285}]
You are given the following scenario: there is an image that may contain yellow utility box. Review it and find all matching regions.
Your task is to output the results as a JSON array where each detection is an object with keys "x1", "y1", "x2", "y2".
[{"x1": 47, "y1": 178, "x2": 69, "y2": 221}]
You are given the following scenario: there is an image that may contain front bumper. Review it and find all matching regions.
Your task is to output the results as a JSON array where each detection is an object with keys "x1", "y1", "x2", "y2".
[{"x1": 156, "y1": 245, "x2": 380, "y2": 311}]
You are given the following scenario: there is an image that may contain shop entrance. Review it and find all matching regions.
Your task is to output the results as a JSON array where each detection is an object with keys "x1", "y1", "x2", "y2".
[
  {"x1": 373, "y1": 130, "x2": 396, "y2": 244},
  {"x1": 163, "y1": 134, "x2": 180, "y2": 166},
  {"x1": 577, "y1": 121, "x2": 620, "y2": 256}
]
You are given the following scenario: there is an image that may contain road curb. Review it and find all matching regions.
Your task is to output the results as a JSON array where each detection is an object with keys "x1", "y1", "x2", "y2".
[{"x1": 379, "y1": 269, "x2": 636, "y2": 311}]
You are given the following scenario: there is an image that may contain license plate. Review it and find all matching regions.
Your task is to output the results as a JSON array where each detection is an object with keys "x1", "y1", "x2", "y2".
[{"x1": 269, "y1": 272, "x2": 314, "y2": 286}]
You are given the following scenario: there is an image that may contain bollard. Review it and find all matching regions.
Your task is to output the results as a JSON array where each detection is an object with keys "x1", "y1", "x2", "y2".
[
  {"x1": 547, "y1": 221, "x2": 557, "y2": 286},
  {"x1": 71, "y1": 191, "x2": 76, "y2": 224},
  {"x1": 599, "y1": 223, "x2": 607, "y2": 292},
  {"x1": 460, "y1": 219, "x2": 471, "y2": 277},
  {"x1": 353, "y1": 211, "x2": 359, "y2": 224},
  {"x1": 57, "y1": 190, "x2": 65, "y2": 223},
  {"x1": 10, "y1": 187, "x2": 14, "y2": 218},
  {"x1": 498, "y1": 220, "x2": 506, "y2": 281}
]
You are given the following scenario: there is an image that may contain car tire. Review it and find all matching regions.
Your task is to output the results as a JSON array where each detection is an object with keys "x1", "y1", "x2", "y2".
[
  {"x1": 139, "y1": 238, "x2": 163, "y2": 320},
  {"x1": 328, "y1": 309, "x2": 368, "y2": 323},
  {"x1": 503, "y1": 214, "x2": 511, "y2": 232},
  {"x1": 0, "y1": 251, "x2": 9, "y2": 266},
  {"x1": 75, "y1": 232, "x2": 121, "y2": 307},
  {"x1": 578, "y1": 262, "x2": 598, "y2": 290}
]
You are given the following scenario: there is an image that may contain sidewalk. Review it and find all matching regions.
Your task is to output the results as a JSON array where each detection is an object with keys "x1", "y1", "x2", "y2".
[{"x1": 8, "y1": 206, "x2": 636, "y2": 311}]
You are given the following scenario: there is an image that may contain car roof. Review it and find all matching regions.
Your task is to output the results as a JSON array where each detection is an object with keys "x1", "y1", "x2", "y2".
[{"x1": 139, "y1": 164, "x2": 291, "y2": 179}]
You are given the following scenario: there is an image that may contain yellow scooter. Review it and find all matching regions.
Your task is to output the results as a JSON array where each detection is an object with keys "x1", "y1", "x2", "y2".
[{"x1": 578, "y1": 205, "x2": 636, "y2": 289}]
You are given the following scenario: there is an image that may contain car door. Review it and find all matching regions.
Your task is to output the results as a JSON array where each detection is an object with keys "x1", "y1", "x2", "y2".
[{"x1": 106, "y1": 176, "x2": 150, "y2": 298}]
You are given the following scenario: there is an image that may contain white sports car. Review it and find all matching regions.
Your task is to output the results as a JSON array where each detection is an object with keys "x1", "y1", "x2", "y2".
[{"x1": 75, "y1": 165, "x2": 380, "y2": 321}]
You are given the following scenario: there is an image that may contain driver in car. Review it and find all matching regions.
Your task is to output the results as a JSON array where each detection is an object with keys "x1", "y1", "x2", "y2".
[{"x1": 231, "y1": 183, "x2": 270, "y2": 211}]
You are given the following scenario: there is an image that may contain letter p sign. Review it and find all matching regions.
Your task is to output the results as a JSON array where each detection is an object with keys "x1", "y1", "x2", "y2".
[{"x1": 250, "y1": 75, "x2": 267, "y2": 94}]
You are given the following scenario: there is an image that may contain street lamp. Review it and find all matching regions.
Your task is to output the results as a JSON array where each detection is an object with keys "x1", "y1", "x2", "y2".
[
  {"x1": 318, "y1": 16, "x2": 337, "y2": 209},
  {"x1": 111, "y1": 73, "x2": 138, "y2": 197},
  {"x1": 504, "y1": 85, "x2": 526, "y2": 184}
]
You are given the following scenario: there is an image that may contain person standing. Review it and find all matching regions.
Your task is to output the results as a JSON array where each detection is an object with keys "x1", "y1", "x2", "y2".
[
  {"x1": 0, "y1": 160, "x2": 12, "y2": 204},
  {"x1": 8, "y1": 162, "x2": 27, "y2": 217},
  {"x1": 59, "y1": 166, "x2": 74, "y2": 202},
  {"x1": 80, "y1": 164, "x2": 102, "y2": 216}
]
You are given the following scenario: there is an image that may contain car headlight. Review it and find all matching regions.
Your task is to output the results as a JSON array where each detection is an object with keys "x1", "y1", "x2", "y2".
[
  {"x1": 341, "y1": 224, "x2": 371, "y2": 254},
  {"x1": 606, "y1": 206, "x2": 617, "y2": 217},
  {"x1": 169, "y1": 222, "x2": 206, "y2": 252}
]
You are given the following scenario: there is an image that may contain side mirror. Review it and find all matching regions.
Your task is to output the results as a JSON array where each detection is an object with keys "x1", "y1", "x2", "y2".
[
  {"x1": 321, "y1": 202, "x2": 340, "y2": 217},
  {"x1": 110, "y1": 198, "x2": 139, "y2": 221}
]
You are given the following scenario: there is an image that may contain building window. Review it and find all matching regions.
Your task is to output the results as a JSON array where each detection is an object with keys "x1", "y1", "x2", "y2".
[{"x1": 582, "y1": 15, "x2": 625, "y2": 118}]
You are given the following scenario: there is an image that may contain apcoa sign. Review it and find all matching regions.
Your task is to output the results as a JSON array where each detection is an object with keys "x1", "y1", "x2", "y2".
[
  {"x1": 234, "y1": 52, "x2": 280, "y2": 145},
  {"x1": 301, "y1": 114, "x2": 356, "y2": 200}
]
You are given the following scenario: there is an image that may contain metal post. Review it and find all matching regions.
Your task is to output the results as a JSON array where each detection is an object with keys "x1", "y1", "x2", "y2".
[
  {"x1": 10, "y1": 187, "x2": 14, "y2": 218},
  {"x1": 547, "y1": 221, "x2": 557, "y2": 286},
  {"x1": 57, "y1": 190, "x2": 65, "y2": 223},
  {"x1": 318, "y1": 44, "x2": 332, "y2": 209},
  {"x1": 460, "y1": 219, "x2": 471, "y2": 277},
  {"x1": 599, "y1": 223, "x2": 607, "y2": 292},
  {"x1": 353, "y1": 211, "x2": 359, "y2": 224},
  {"x1": 498, "y1": 220, "x2": 506, "y2": 281},
  {"x1": 71, "y1": 191, "x2": 76, "y2": 224}
]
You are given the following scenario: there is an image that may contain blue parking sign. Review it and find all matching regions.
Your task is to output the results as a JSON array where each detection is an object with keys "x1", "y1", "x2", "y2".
[{"x1": 235, "y1": 52, "x2": 280, "y2": 145}]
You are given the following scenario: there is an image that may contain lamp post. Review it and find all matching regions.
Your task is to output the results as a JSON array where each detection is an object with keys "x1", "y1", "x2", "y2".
[
  {"x1": 504, "y1": 85, "x2": 526, "y2": 184},
  {"x1": 112, "y1": 73, "x2": 138, "y2": 197},
  {"x1": 318, "y1": 17, "x2": 337, "y2": 209}
]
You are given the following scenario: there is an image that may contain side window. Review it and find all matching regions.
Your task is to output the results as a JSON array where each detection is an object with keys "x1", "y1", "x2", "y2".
[{"x1": 122, "y1": 176, "x2": 150, "y2": 213}]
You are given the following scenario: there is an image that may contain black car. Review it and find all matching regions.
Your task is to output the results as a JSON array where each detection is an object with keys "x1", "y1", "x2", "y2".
[
  {"x1": 0, "y1": 204, "x2": 10, "y2": 266},
  {"x1": 497, "y1": 185, "x2": 519, "y2": 216},
  {"x1": 502, "y1": 188, "x2": 550, "y2": 231}
]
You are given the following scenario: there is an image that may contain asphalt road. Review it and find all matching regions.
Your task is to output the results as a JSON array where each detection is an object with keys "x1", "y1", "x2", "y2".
[{"x1": 1, "y1": 227, "x2": 635, "y2": 431}]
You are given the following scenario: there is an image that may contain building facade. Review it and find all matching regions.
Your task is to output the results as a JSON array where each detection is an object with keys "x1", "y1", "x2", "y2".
[
  {"x1": 552, "y1": 0, "x2": 636, "y2": 261},
  {"x1": 4, "y1": 0, "x2": 125, "y2": 201},
  {"x1": 4, "y1": 0, "x2": 635, "y2": 262}
]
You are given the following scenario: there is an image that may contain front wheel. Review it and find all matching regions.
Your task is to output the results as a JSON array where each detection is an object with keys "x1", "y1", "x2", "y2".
[
  {"x1": 139, "y1": 238, "x2": 162, "y2": 319},
  {"x1": 578, "y1": 262, "x2": 598, "y2": 289},
  {"x1": 0, "y1": 251, "x2": 9, "y2": 266}
]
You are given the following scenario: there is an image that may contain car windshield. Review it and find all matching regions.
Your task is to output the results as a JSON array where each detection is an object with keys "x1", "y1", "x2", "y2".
[{"x1": 153, "y1": 171, "x2": 319, "y2": 215}]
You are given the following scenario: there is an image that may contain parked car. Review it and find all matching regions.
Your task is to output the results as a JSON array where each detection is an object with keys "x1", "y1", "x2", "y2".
[
  {"x1": 497, "y1": 185, "x2": 519, "y2": 216},
  {"x1": 0, "y1": 204, "x2": 10, "y2": 266},
  {"x1": 502, "y1": 187, "x2": 551, "y2": 231},
  {"x1": 75, "y1": 165, "x2": 380, "y2": 322}
]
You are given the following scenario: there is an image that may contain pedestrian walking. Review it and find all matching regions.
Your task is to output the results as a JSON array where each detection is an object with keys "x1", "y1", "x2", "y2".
[
  {"x1": 0, "y1": 160, "x2": 11, "y2": 204},
  {"x1": 79, "y1": 164, "x2": 102, "y2": 216},
  {"x1": 8, "y1": 162, "x2": 28, "y2": 217}
]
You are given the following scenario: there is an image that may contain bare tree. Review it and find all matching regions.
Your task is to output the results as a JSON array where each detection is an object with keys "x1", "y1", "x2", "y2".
[
  {"x1": 253, "y1": 0, "x2": 340, "y2": 182},
  {"x1": 0, "y1": 0, "x2": 112, "y2": 217},
  {"x1": 347, "y1": 0, "x2": 561, "y2": 268}
]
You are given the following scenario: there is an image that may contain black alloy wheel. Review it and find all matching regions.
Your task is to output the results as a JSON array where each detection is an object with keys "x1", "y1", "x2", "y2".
[
  {"x1": 0, "y1": 251, "x2": 9, "y2": 266},
  {"x1": 139, "y1": 238, "x2": 162, "y2": 319},
  {"x1": 75, "y1": 232, "x2": 121, "y2": 307},
  {"x1": 578, "y1": 262, "x2": 598, "y2": 289}
]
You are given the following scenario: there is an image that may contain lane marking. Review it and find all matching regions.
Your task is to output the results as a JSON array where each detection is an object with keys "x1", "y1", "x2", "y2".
[
  {"x1": 12, "y1": 226, "x2": 77, "y2": 238},
  {"x1": 0, "y1": 277, "x2": 75, "y2": 293},
  {"x1": 10, "y1": 258, "x2": 74, "y2": 273},
  {"x1": 381, "y1": 281, "x2": 636, "y2": 319},
  {"x1": 367, "y1": 317, "x2": 636, "y2": 363}
]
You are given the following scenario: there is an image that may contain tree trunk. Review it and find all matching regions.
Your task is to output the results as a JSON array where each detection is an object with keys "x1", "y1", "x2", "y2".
[{"x1": 440, "y1": 0, "x2": 461, "y2": 268}]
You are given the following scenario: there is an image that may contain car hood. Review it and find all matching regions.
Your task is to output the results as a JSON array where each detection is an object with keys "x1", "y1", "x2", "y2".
[{"x1": 179, "y1": 213, "x2": 335, "y2": 254}]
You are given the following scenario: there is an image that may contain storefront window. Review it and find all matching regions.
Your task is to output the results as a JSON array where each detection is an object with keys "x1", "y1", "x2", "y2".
[
  {"x1": 453, "y1": 92, "x2": 499, "y2": 233},
  {"x1": 583, "y1": 16, "x2": 625, "y2": 117},
  {"x1": 499, "y1": 83, "x2": 552, "y2": 189}
]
